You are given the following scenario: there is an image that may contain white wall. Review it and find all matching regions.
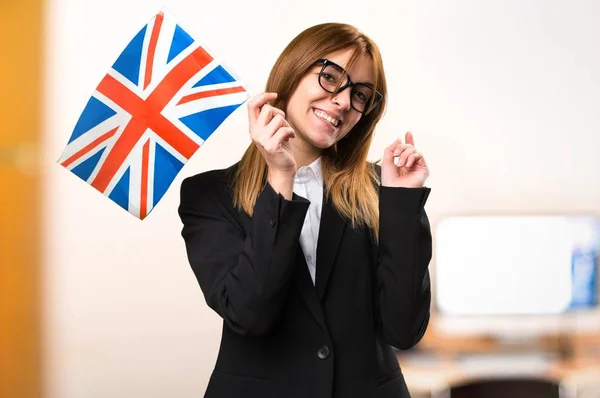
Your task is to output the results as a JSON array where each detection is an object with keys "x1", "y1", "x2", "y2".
[{"x1": 42, "y1": 1, "x2": 600, "y2": 397}]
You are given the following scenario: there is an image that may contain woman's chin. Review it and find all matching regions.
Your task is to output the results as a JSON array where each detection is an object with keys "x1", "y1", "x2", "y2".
[{"x1": 307, "y1": 133, "x2": 336, "y2": 150}]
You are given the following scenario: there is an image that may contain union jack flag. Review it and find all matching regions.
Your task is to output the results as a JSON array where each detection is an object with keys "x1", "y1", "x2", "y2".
[{"x1": 58, "y1": 10, "x2": 249, "y2": 219}]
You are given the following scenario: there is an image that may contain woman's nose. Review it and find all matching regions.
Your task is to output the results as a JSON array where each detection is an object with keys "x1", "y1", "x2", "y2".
[{"x1": 332, "y1": 88, "x2": 352, "y2": 111}]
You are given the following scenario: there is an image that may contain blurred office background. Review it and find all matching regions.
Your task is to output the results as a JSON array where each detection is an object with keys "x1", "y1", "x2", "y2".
[{"x1": 1, "y1": 0, "x2": 599, "y2": 397}]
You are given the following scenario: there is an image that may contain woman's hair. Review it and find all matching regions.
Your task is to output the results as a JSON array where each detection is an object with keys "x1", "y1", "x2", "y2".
[{"x1": 232, "y1": 22, "x2": 387, "y2": 241}]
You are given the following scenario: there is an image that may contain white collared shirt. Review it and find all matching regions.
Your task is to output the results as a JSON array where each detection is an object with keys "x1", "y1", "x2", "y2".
[{"x1": 293, "y1": 157, "x2": 323, "y2": 285}]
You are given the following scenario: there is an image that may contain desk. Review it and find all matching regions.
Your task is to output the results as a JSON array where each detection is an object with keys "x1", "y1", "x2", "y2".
[
  {"x1": 397, "y1": 352, "x2": 600, "y2": 396},
  {"x1": 398, "y1": 321, "x2": 600, "y2": 396}
]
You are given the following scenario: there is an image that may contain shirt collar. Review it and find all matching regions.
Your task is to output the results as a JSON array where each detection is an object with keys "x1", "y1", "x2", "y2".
[{"x1": 295, "y1": 156, "x2": 323, "y2": 185}]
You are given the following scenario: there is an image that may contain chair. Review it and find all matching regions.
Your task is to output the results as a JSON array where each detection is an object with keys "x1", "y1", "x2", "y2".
[{"x1": 432, "y1": 377, "x2": 571, "y2": 398}]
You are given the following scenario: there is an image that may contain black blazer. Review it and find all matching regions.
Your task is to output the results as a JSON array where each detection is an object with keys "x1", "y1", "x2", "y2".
[{"x1": 178, "y1": 162, "x2": 432, "y2": 398}]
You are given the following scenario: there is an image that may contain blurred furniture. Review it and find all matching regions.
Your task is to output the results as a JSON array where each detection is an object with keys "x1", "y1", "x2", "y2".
[
  {"x1": 562, "y1": 369, "x2": 600, "y2": 398},
  {"x1": 431, "y1": 378, "x2": 563, "y2": 398},
  {"x1": 405, "y1": 214, "x2": 600, "y2": 396},
  {"x1": 398, "y1": 330, "x2": 600, "y2": 397},
  {"x1": 434, "y1": 215, "x2": 600, "y2": 338}
]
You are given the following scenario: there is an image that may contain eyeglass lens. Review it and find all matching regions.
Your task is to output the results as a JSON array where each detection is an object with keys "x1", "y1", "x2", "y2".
[{"x1": 319, "y1": 63, "x2": 375, "y2": 113}]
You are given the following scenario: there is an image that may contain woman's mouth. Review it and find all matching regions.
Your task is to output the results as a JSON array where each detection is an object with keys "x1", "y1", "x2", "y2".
[{"x1": 313, "y1": 109, "x2": 340, "y2": 127}]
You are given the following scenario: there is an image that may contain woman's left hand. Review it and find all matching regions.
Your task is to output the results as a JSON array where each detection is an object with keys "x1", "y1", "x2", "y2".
[{"x1": 381, "y1": 132, "x2": 430, "y2": 188}]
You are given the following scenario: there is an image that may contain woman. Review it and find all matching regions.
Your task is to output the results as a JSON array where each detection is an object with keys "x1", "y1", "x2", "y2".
[{"x1": 178, "y1": 22, "x2": 431, "y2": 398}]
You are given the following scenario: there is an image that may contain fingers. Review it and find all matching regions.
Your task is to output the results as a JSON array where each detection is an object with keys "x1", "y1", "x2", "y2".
[
  {"x1": 257, "y1": 104, "x2": 286, "y2": 128},
  {"x1": 258, "y1": 126, "x2": 295, "y2": 158},
  {"x1": 253, "y1": 114, "x2": 285, "y2": 147},
  {"x1": 247, "y1": 92, "x2": 296, "y2": 175},
  {"x1": 405, "y1": 131, "x2": 415, "y2": 146},
  {"x1": 382, "y1": 140, "x2": 399, "y2": 169},
  {"x1": 271, "y1": 127, "x2": 296, "y2": 148},
  {"x1": 384, "y1": 133, "x2": 421, "y2": 167},
  {"x1": 405, "y1": 152, "x2": 423, "y2": 168},
  {"x1": 247, "y1": 92, "x2": 278, "y2": 124},
  {"x1": 255, "y1": 114, "x2": 295, "y2": 152},
  {"x1": 264, "y1": 113, "x2": 288, "y2": 138},
  {"x1": 248, "y1": 93, "x2": 288, "y2": 144},
  {"x1": 396, "y1": 145, "x2": 416, "y2": 167},
  {"x1": 389, "y1": 138, "x2": 415, "y2": 167}
]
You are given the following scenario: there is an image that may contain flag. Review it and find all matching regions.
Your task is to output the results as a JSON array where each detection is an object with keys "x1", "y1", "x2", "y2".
[{"x1": 58, "y1": 10, "x2": 249, "y2": 219}]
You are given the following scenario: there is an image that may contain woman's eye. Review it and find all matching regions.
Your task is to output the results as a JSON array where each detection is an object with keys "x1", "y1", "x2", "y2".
[
  {"x1": 323, "y1": 73, "x2": 337, "y2": 83},
  {"x1": 353, "y1": 90, "x2": 369, "y2": 103}
]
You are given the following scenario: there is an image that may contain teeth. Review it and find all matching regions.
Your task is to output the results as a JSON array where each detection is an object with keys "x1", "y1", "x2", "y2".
[{"x1": 314, "y1": 110, "x2": 339, "y2": 127}]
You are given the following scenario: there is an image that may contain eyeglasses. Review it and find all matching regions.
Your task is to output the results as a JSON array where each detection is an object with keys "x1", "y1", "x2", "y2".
[{"x1": 315, "y1": 58, "x2": 383, "y2": 115}]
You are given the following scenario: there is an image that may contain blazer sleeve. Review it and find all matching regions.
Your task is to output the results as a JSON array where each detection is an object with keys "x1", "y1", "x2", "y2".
[
  {"x1": 376, "y1": 182, "x2": 433, "y2": 350},
  {"x1": 178, "y1": 172, "x2": 310, "y2": 337}
]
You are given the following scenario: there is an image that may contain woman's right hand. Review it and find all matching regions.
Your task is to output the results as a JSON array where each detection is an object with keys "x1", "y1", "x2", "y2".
[{"x1": 248, "y1": 92, "x2": 297, "y2": 178}]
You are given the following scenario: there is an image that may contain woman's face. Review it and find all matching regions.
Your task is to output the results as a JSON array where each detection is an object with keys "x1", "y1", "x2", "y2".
[{"x1": 285, "y1": 49, "x2": 375, "y2": 155}]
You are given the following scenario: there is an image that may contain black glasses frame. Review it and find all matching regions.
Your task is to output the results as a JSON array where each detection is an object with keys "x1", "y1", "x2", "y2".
[{"x1": 315, "y1": 58, "x2": 383, "y2": 115}]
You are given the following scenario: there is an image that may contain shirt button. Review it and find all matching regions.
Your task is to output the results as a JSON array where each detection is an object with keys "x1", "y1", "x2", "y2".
[
  {"x1": 307, "y1": 255, "x2": 312, "y2": 262},
  {"x1": 317, "y1": 346, "x2": 330, "y2": 360}
]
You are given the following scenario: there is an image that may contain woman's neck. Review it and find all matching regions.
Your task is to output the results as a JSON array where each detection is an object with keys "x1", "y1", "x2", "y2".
[{"x1": 291, "y1": 140, "x2": 321, "y2": 169}]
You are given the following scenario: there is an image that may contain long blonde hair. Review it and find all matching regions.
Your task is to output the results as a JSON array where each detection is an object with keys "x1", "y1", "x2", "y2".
[{"x1": 232, "y1": 23, "x2": 387, "y2": 241}]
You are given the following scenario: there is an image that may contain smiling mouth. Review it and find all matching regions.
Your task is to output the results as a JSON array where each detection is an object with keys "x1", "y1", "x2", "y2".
[{"x1": 313, "y1": 109, "x2": 340, "y2": 127}]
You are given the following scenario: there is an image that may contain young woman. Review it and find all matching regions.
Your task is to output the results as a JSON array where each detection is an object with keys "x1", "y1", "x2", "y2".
[{"x1": 178, "y1": 22, "x2": 432, "y2": 398}]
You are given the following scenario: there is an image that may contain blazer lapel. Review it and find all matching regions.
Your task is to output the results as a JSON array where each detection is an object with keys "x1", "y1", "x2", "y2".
[
  {"x1": 292, "y1": 246, "x2": 328, "y2": 331},
  {"x1": 315, "y1": 193, "x2": 347, "y2": 302}
]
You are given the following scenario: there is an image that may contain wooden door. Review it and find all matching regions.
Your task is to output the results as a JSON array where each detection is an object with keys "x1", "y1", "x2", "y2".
[{"x1": 0, "y1": 0, "x2": 43, "y2": 397}]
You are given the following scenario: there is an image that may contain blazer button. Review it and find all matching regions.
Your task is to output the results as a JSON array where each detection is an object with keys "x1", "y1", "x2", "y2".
[
  {"x1": 317, "y1": 345, "x2": 330, "y2": 360},
  {"x1": 270, "y1": 218, "x2": 276, "y2": 227}
]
